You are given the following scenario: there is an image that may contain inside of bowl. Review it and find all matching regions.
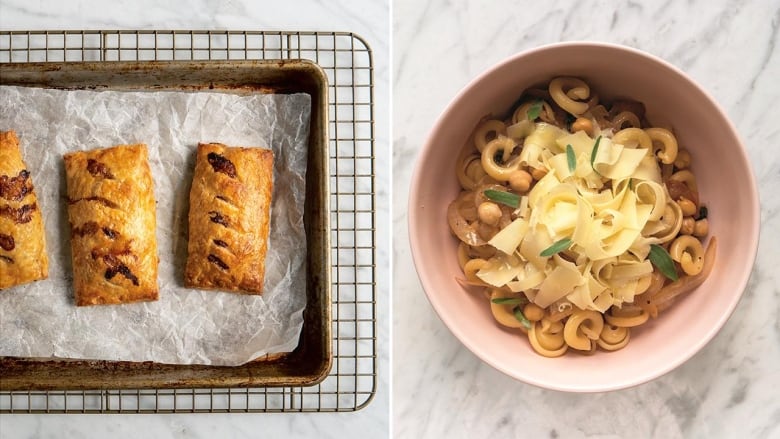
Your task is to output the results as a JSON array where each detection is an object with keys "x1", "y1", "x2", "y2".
[{"x1": 410, "y1": 43, "x2": 758, "y2": 391}]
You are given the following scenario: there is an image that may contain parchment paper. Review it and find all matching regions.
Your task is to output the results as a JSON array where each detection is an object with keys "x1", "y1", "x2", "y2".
[{"x1": 0, "y1": 85, "x2": 310, "y2": 366}]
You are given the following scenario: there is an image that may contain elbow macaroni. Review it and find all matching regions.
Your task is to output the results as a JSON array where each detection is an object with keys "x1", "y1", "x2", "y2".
[{"x1": 549, "y1": 77, "x2": 591, "y2": 115}]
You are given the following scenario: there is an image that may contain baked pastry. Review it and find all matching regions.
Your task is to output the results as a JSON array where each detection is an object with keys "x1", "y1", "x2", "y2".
[
  {"x1": 185, "y1": 142, "x2": 274, "y2": 294},
  {"x1": 0, "y1": 130, "x2": 48, "y2": 289},
  {"x1": 64, "y1": 144, "x2": 159, "y2": 305}
]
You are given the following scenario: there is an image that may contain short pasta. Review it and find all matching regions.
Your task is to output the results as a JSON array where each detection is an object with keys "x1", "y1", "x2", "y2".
[{"x1": 448, "y1": 77, "x2": 716, "y2": 357}]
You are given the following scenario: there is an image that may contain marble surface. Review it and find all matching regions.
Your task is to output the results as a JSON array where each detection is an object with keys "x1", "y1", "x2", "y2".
[
  {"x1": 394, "y1": 0, "x2": 779, "y2": 438},
  {"x1": 0, "y1": 0, "x2": 389, "y2": 438}
]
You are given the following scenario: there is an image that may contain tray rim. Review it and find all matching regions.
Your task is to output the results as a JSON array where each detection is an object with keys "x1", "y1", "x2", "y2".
[{"x1": 0, "y1": 58, "x2": 333, "y2": 390}]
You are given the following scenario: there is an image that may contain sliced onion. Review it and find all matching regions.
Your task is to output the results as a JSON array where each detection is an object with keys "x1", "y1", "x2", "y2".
[
  {"x1": 633, "y1": 288, "x2": 660, "y2": 319},
  {"x1": 587, "y1": 105, "x2": 611, "y2": 130},
  {"x1": 455, "y1": 277, "x2": 490, "y2": 289},
  {"x1": 666, "y1": 178, "x2": 699, "y2": 207},
  {"x1": 448, "y1": 192, "x2": 487, "y2": 247},
  {"x1": 608, "y1": 99, "x2": 646, "y2": 121},
  {"x1": 456, "y1": 153, "x2": 482, "y2": 190}
]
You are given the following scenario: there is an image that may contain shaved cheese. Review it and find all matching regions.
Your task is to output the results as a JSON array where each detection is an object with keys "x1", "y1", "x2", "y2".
[
  {"x1": 507, "y1": 119, "x2": 535, "y2": 139},
  {"x1": 586, "y1": 183, "x2": 629, "y2": 214},
  {"x1": 583, "y1": 172, "x2": 605, "y2": 189},
  {"x1": 571, "y1": 198, "x2": 594, "y2": 246},
  {"x1": 586, "y1": 228, "x2": 640, "y2": 260},
  {"x1": 608, "y1": 260, "x2": 653, "y2": 279},
  {"x1": 632, "y1": 155, "x2": 663, "y2": 182},
  {"x1": 528, "y1": 170, "x2": 560, "y2": 207},
  {"x1": 612, "y1": 278, "x2": 640, "y2": 304},
  {"x1": 642, "y1": 219, "x2": 667, "y2": 236},
  {"x1": 525, "y1": 122, "x2": 567, "y2": 153},
  {"x1": 629, "y1": 235, "x2": 659, "y2": 260},
  {"x1": 635, "y1": 180, "x2": 667, "y2": 221},
  {"x1": 535, "y1": 264, "x2": 583, "y2": 308},
  {"x1": 476, "y1": 254, "x2": 524, "y2": 287},
  {"x1": 517, "y1": 195, "x2": 530, "y2": 219},
  {"x1": 507, "y1": 263, "x2": 545, "y2": 292},
  {"x1": 556, "y1": 130, "x2": 594, "y2": 157},
  {"x1": 568, "y1": 271, "x2": 609, "y2": 312},
  {"x1": 593, "y1": 138, "x2": 649, "y2": 180},
  {"x1": 519, "y1": 143, "x2": 545, "y2": 170},
  {"x1": 519, "y1": 225, "x2": 553, "y2": 270},
  {"x1": 548, "y1": 152, "x2": 573, "y2": 180},
  {"x1": 619, "y1": 189, "x2": 642, "y2": 229},
  {"x1": 536, "y1": 184, "x2": 579, "y2": 238},
  {"x1": 489, "y1": 217, "x2": 529, "y2": 254}
]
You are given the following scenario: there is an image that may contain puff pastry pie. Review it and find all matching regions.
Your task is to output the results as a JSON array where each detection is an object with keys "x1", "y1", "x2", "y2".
[
  {"x1": 0, "y1": 131, "x2": 48, "y2": 289},
  {"x1": 185, "y1": 142, "x2": 274, "y2": 294},
  {"x1": 64, "y1": 144, "x2": 159, "y2": 306}
]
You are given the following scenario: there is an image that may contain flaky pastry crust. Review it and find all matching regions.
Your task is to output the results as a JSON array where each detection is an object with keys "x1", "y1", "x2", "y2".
[
  {"x1": 0, "y1": 130, "x2": 48, "y2": 289},
  {"x1": 64, "y1": 144, "x2": 159, "y2": 305},
  {"x1": 184, "y1": 142, "x2": 274, "y2": 294}
]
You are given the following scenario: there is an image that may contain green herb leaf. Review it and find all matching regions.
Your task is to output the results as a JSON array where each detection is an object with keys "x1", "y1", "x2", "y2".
[
  {"x1": 566, "y1": 144, "x2": 576, "y2": 173},
  {"x1": 513, "y1": 307, "x2": 532, "y2": 329},
  {"x1": 698, "y1": 205, "x2": 708, "y2": 219},
  {"x1": 628, "y1": 178, "x2": 634, "y2": 190},
  {"x1": 484, "y1": 189, "x2": 520, "y2": 208},
  {"x1": 526, "y1": 100, "x2": 543, "y2": 121},
  {"x1": 590, "y1": 135, "x2": 602, "y2": 171},
  {"x1": 491, "y1": 297, "x2": 527, "y2": 305},
  {"x1": 540, "y1": 238, "x2": 572, "y2": 257},
  {"x1": 649, "y1": 244, "x2": 679, "y2": 281}
]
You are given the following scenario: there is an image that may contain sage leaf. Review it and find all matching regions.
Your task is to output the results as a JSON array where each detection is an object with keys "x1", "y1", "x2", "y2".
[
  {"x1": 566, "y1": 144, "x2": 576, "y2": 173},
  {"x1": 513, "y1": 307, "x2": 532, "y2": 329},
  {"x1": 540, "y1": 238, "x2": 573, "y2": 257},
  {"x1": 484, "y1": 189, "x2": 520, "y2": 208},
  {"x1": 526, "y1": 100, "x2": 543, "y2": 121},
  {"x1": 649, "y1": 244, "x2": 679, "y2": 281},
  {"x1": 590, "y1": 135, "x2": 603, "y2": 171},
  {"x1": 491, "y1": 297, "x2": 527, "y2": 305}
]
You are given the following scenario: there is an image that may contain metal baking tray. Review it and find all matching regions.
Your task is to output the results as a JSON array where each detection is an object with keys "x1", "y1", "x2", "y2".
[{"x1": 0, "y1": 59, "x2": 332, "y2": 390}]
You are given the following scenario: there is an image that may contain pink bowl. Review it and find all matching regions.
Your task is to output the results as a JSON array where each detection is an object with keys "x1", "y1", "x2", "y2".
[{"x1": 408, "y1": 42, "x2": 759, "y2": 392}]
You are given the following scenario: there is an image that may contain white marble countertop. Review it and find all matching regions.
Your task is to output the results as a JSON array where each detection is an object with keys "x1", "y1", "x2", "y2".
[
  {"x1": 394, "y1": 0, "x2": 779, "y2": 438},
  {"x1": 0, "y1": 0, "x2": 389, "y2": 438}
]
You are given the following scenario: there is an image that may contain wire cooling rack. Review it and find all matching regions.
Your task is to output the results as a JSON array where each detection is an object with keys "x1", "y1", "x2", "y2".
[{"x1": 0, "y1": 30, "x2": 376, "y2": 413}]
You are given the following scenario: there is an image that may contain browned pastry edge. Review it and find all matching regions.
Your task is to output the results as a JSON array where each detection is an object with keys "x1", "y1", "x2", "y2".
[
  {"x1": 64, "y1": 144, "x2": 158, "y2": 306},
  {"x1": 0, "y1": 130, "x2": 49, "y2": 290},
  {"x1": 184, "y1": 142, "x2": 274, "y2": 294}
]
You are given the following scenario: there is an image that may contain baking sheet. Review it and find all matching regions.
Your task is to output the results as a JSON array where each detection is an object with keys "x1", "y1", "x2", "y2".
[{"x1": 0, "y1": 85, "x2": 311, "y2": 366}]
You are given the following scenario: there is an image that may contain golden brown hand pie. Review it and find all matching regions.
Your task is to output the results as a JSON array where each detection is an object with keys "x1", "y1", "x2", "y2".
[
  {"x1": 64, "y1": 144, "x2": 159, "y2": 306},
  {"x1": 0, "y1": 130, "x2": 48, "y2": 289},
  {"x1": 185, "y1": 142, "x2": 274, "y2": 294}
]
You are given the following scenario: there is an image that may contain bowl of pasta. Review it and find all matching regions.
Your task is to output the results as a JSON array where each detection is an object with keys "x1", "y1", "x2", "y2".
[{"x1": 408, "y1": 42, "x2": 759, "y2": 392}]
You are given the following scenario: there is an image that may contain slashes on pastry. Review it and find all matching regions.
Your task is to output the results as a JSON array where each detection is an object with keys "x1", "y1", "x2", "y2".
[
  {"x1": 185, "y1": 143, "x2": 274, "y2": 294},
  {"x1": 0, "y1": 130, "x2": 48, "y2": 289},
  {"x1": 64, "y1": 144, "x2": 159, "y2": 305}
]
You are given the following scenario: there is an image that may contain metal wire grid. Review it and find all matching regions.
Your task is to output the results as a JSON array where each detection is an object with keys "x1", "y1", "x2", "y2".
[{"x1": 0, "y1": 30, "x2": 376, "y2": 413}]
